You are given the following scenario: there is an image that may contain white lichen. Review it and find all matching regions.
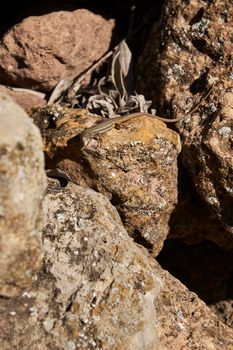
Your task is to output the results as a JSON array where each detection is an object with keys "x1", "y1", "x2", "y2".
[
  {"x1": 218, "y1": 126, "x2": 231, "y2": 137},
  {"x1": 191, "y1": 18, "x2": 210, "y2": 36}
]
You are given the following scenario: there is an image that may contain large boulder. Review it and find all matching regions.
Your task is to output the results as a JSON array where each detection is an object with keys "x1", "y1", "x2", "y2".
[
  {"x1": 0, "y1": 9, "x2": 114, "y2": 92},
  {"x1": 0, "y1": 92, "x2": 46, "y2": 297}
]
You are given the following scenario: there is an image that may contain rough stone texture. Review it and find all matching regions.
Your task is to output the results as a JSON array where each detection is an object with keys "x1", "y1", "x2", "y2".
[
  {"x1": 81, "y1": 115, "x2": 181, "y2": 256},
  {"x1": 0, "y1": 92, "x2": 46, "y2": 297},
  {"x1": 157, "y1": 240, "x2": 233, "y2": 325},
  {"x1": 210, "y1": 300, "x2": 233, "y2": 329},
  {"x1": 30, "y1": 106, "x2": 102, "y2": 188},
  {"x1": 1, "y1": 180, "x2": 233, "y2": 349},
  {"x1": 0, "y1": 9, "x2": 114, "y2": 92},
  {"x1": 30, "y1": 106, "x2": 181, "y2": 256},
  {"x1": 182, "y1": 90, "x2": 233, "y2": 234},
  {"x1": 137, "y1": 0, "x2": 233, "y2": 237},
  {"x1": 137, "y1": 0, "x2": 233, "y2": 121},
  {"x1": 0, "y1": 85, "x2": 46, "y2": 111},
  {"x1": 155, "y1": 267, "x2": 233, "y2": 350},
  {"x1": 169, "y1": 168, "x2": 233, "y2": 250}
]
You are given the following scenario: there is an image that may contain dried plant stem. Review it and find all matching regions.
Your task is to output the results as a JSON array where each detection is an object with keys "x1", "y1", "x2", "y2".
[
  {"x1": 48, "y1": 5, "x2": 158, "y2": 104},
  {"x1": 67, "y1": 6, "x2": 158, "y2": 95},
  {"x1": 69, "y1": 48, "x2": 117, "y2": 93}
]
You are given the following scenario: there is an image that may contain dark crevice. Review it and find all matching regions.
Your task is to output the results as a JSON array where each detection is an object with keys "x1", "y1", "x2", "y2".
[
  {"x1": 157, "y1": 239, "x2": 233, "y2": 304},
  {"x1": 191, "y1": 38, "x2": 222, "y2": 61},
  {"x1": 189, "y1": 70, "x2": 209, "y2": 94},
  {"x1": 0, "y1": 294, "x2": 11, "y2": 300},
  {"x1": 189, "y1": 8, "x2": 204, "y2": 25},
  {"x1": 13, "y1": 56, "x2": 28, "y2": 69},
  {"x1": 110, "y1": 192, "x2": 123, "y2": 206},
  {"x1": 132, "y1": 229, "x2": 153, "y2": 251}
]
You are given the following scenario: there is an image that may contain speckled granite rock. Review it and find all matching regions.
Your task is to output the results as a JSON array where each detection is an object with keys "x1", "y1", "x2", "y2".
[
  {"x1": 182, "y1": 89, "x2": 233, "y2": 234},
  {"x1": 81, "y1": 114, "x2": 181, "y2": 256},
  {"x1": 0, "y1": 92, "x2": 46, "y2": 297},
  {"x1": 0, "y1": 9, "x2": 114, "y2": 92},
  {"x1": 137, "y1": 0, "x2": 233, "y2": 122},
  {"x1": 137, "y1": 0, "x2": 233, "y2": 238},
  {"x1": 1, "y1": 180, "x2": 232, "y2": 349}
]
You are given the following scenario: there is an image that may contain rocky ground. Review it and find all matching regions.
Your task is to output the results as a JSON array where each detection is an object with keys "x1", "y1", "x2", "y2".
[{"x1": 0, "y1": 1, "x2": 233, "y2": 349}]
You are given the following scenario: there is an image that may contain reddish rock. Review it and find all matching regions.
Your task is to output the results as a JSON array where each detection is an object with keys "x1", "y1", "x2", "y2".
[
  {"x1": 0, "y1": 9, "x2": 114, "y2": 92},
  {"x1": 0, "y1": 85, "x2": 46, "y2": 111}
]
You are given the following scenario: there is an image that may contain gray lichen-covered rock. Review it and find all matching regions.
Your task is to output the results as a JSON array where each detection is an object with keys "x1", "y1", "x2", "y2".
[
  {"x1": 0, "y1": 9, "x2": 114, "y2": 92},
  {"x1": 0, "y1": 92, "x2": 46, "y2": 297},
  {"x1": 42, "y1": 181, "x2": 162, "y2": 349},
  {"x1": 1, "y1": 180, "x2": 233, "y2": 349}
]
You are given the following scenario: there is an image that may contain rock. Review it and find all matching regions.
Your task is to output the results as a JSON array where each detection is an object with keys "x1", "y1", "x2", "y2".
[
  {"x1": 136, "y1": 0, "x2": 233, "y2": 238},
  {"x1": 157, "y1": 239, "x2": 233, "y2": 318},
  {"x1": 30, "y1": 106, "x2": 181, "y2": 256},
  {"x1": 81, "y1": 114, "x2": 181, "y2": 256},
  {"x1": 0, "y1": 9, "x2": 114, "y2": 92},
  {"x1": 136, "y1": 0, "x2": 233, "y2": 122},
  {"x1": 182, "y1": 90, "x2": 233, "y2": 234},
  {"x1": 155, "y1": 267, "x2": 233, "y2": 350},
  {"x1": 210, "y1": 300, "x2": 233, "y2": 329},
  {"x1": 29, "y1": 105, "x2": 102, "y2": 187},
  {"x1": 0, "y1": 92, "x2": 46, "y2": 297},
  {"x1": 1, "y1": 180, "x2": 232, "y2": 349},
  {"x1": 0, "y1": 85, "x2": 46, "y2": 111},
  {"x1": 169, "y1": 168, "x2": 233, "y2": 250}
]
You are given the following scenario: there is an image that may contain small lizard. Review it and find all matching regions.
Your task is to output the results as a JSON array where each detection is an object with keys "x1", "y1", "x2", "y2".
[
  {"x1": 81, "y1": 112, "x2": 181, "y2": 147},
  {"x1": 46, "y1": 112, "x2": 181, "y2": 182},
  {"x1": 46, "y1": 86, "x2": 214, "y2": 181}
]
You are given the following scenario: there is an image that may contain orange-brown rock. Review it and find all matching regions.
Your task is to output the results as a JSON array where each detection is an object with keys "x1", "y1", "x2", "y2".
[
  {"x1": 0, "y1": 9, "x2": 114, "y2": 92},
  {"x1": 30, "y1": 105, "x2": 102, "y2": 188},
  {"x1": 31, "y1": 105, "x2": 181, "y2": 256},
  {"x1": 82, "y1": 114, "x2": 181, "y2": 256}
]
